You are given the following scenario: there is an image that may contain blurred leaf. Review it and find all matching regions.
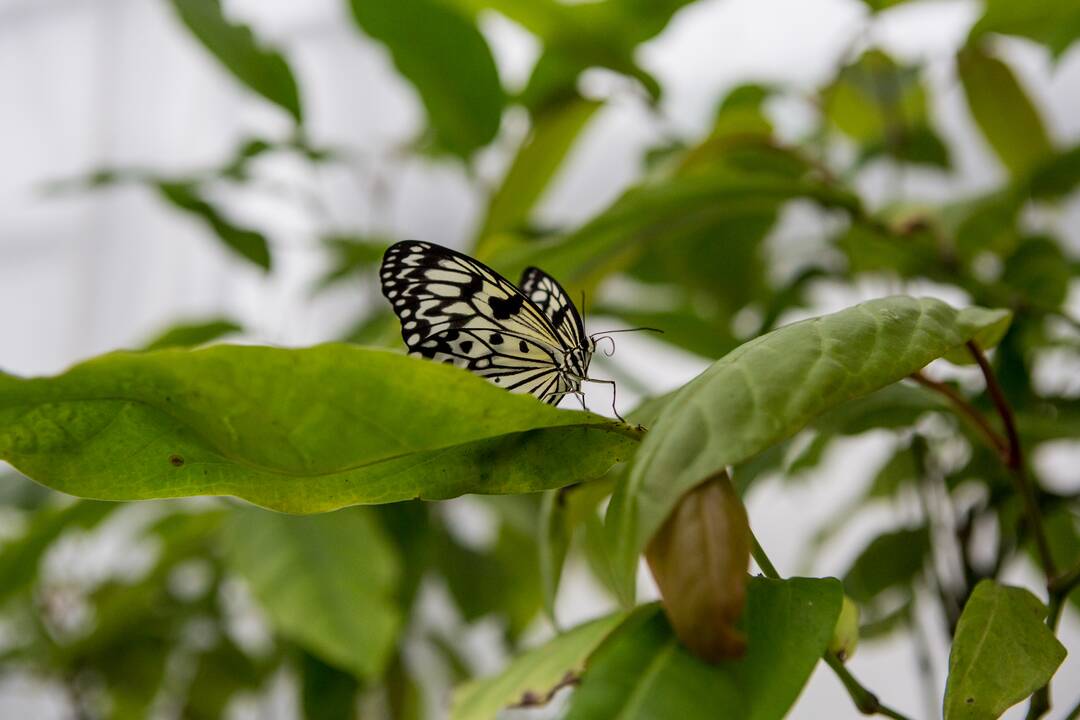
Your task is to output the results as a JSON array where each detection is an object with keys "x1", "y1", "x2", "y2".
[
  {"x1": 565, "y1": 577, "x2": 842, "y2": 720},
  {"x1": 606, "y1": 297, "x2": 1010, "y2": 603},
  {"x1": 316, "y1": 236, "x2": 390, "y2": 291},
  {"x1": 823, "y1": 50, "x2": 947, "y2": 168},
  {"x1": 539, "y1": 479, "x2": 616, "y2": 623},
  {"x1": 492, "y1": 172, "x2": 859, "y2": 296},
  {"x1": 1042, "y1": 507, "x2": 1080, "y2": 608},
  {"x1": 970, "y1": 0, "x2": 1080, "y2": 58},
  {"x1": 0, "y1": 469, "x2": 51, "y2": 510},
  {"x1": 449, "y1": 611, "x2": 625, "y2": 720},
  {"x1": 836, "y1": 221, "x2": 946, "y2": 279},
  {"x1": 595, "y1": 303, "x2": 739, "y2": 361},
  {"x1": 868, "y1": 442, "x2": 919, "y2": 498},
  {"x1": 224, "y1": 507, "x2": 401, "y2": 680},
  {"x1": 0, "y1": 500, "x2": 116, "y2": 605},
  {"x1": 142, "y1": 318, "x2": 242, "y2": 351},
  {"x1": 168, "y1": 0, "x2": 302, "y2": 123},
  {"x1": 842, "y1": 526, "x2": 930, "y2": 605},
  {"x1": 953, "y1": 190, "x2": 1024, "y2": 261},
  {"x1": 1030, "y1": 143, "x2": 1080, "y2": 199},
  {"x1": 943, "y1": 580, "x2": 1065, "y2": 719},
  {"x1": 859, "y1": 599, "x2": 912, "y2": 641},
  {"x1": 998, "y1": 236, "x2": 1070, "y2": 309},
  {"x1": 183, "y1": 635, "x2": 272, "y2": 720},
  {"x1": 0, "y1": 345, "x2": 638, "y2": 511},
  {"x1": 438, "y1": 496, "x2": 542, "y2": 638},
  {"x1": 157, "y1": 182, "x2": 271, "y2": 270},
  {"x1": 476, "y1": 97, "x2": 602, "y2": 252},
  {"x1": 347, "y1": 0, "x2": 504, "y2": 157},
  {"x1": 957, "y1": 44, "x2": 1053, "y2": 178},
  {"x1": 341, "y1": 310, "x2": 401, "y2": 347},
  {"x1": 299, "y1": 649, "x2": 359, "y2": 720}
]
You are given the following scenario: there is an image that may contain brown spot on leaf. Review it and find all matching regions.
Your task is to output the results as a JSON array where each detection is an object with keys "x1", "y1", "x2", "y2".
[{"x1": 169, "y1": 454, "x2": 185, "y2": 467}]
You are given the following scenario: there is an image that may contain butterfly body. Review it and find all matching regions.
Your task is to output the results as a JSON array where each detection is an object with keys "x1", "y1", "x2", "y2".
[{"x1": 379, "y1": 241, "x2": 596, "y2": 407}]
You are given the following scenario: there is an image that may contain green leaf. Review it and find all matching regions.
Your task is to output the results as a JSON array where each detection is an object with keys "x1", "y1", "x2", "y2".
[
  {"x1": 476, "y1": 97, "x2": 602, "y2": 252},
  {"x1": 449, "y1": 612, "x2": 625, "y2": 720},
  {"x1": 0, "y1": 500, "x2": 116, "y2": 605},
  {"x1": 223, "y1": 507, "x2": 400, "y2": 680},
  {"x1": 157, "y1": 182, "x2": 272, "y2": 270},
  {"x1": 999, "y1": 236, "x2": 1070, "y2": 308},
  {"x1": 565, "y1": 577, "x2": 842, "y2": 720},
  {"x1": 0, "y1": 345, "x2": 638, "y2": 512},
  {"x1": 347, "y1": 0, "x2": 504, "y2": 157},
  {"x1": 957, "y1": 44, "x2": 1053, "y2": 178},
  {"x1": 943, "y1": 579, "x2": 1066, "y2": 720},
  {"x1": 970, "y1": 0, "x2": 1080, "y2": 58},
  {"x1": 842, "y1": 526, "x2": 930, "y2": 605},
  {"x1": 315, "y1": 236, "x2": 390, "y2": 291},
  {"x1": 1030, "y1": 143, "x2": 1080, "y2": 199},
  {"x1": 491, "y1": 172, "x2": 859, "y2": 295},
  {"x1": 299, "y1": 649, "x2": 359, "y2": 720},
  {"x1": 606, "y1": 297, "x2": 1010, "y2": 602},
  {"x1": 168, "y1": 0, "x2": 302, "y2": 123},
  {"x1": 142, "y1": 318, "x2": 242, "y2": 351}
]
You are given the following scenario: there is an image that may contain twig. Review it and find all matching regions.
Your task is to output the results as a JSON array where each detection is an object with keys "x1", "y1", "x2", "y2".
[
  {"x1": 749, "y1": 530, "x2": 914, "y2": 720},
  {"x1": 965, "y1": 341, "x2": 1055, "y2": 580},
  {"x1": 908, "y1": 371, "x2": 1008, "y2": 460}
]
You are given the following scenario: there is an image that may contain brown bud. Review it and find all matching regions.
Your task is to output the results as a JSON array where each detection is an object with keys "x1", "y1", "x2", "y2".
[{"x1": 645, "y1": 470, "x2": 750, "y2": 662}]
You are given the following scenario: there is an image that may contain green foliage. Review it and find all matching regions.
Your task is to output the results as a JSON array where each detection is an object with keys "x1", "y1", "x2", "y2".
[
  {"x1": 606, "y1": 297, "x2": 1009, "y2": 602},
  {"x1": 347, "y1": 0, "x2": 504, "y2": 157},
  {"x1": 565, "y1": 578, "x2": 842, "y2": 720},
  {"x1": 168, "y1": 0, "x2": 302, "y2": 123},
  {"x1": 944, "y1": 580, "x2": 1066, "y2": 719},
  {"x1": 14, "y1": 2, "x2": 1080, "y2": 718},
  {"x1": 0, "y1": 345, "x2": 637, "y2": 511},
  {"x1": 223, "y1": 507, "x2": 400, "y2": 679}
]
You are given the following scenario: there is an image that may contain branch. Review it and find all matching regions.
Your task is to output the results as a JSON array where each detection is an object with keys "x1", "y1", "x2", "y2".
[
  {"x1": 965, "y1": 341, "x2": 1055, "y2": 580},
  {"x1": 908, "y1": 371, "x2": 1008, "y2": 459},
  {"x1": 749, "y1": 530, "x2": 914, "y2": 720}
]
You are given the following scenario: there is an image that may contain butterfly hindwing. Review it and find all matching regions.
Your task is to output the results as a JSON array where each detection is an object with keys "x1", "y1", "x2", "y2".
[
  {"x1": 380, "y1": 241, "x2": 581, "y2": 404},
  {"x1": 519, "y1": 266, "x2": 587, "y2": 351}
]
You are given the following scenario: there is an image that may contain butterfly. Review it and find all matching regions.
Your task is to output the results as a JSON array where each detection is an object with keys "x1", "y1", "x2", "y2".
[{"x1": 379, "y1": 240, "x2": 651, "y2": 421}]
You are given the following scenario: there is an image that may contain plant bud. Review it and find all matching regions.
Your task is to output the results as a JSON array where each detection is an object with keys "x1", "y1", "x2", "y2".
[
  {"x1": 829, "y1": 595, "x2": 860, "y2": 662},
  {"x1": 645, "y1": 470, "x2": 750, "y2": 662}
]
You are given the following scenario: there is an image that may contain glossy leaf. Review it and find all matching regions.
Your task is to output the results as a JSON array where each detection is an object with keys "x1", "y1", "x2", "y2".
[
  {"x1": 449, "y1": 612, "x2": 625, "y2": 720},
  {"x1": 957, "y1": 45, "x2": 1052, "y2": 178},
  {"x1": 943, "y1": 580, "x2": 1066, "y2": 719},
  {"x1": 157, "y1": 182, "x2": 272, "y2": 270},
  {"x1": 607, "y1": 297, "x2": 1010, "y2": 602},
  {"x1": 168, "y1": 0, "x2": 302, "y2": 122},
  {"x1": 0, "y1": 345, "x2": 639, "y2": 512},
  {"x1": 347, "y1": 0, "x2": 504, "y2": 157},
  {"x1": 565, "y1": 577, "x2": 843, "y2": 720},
  {"x1": 223, "y1": 506, "x2": 400, "y2": 680}
]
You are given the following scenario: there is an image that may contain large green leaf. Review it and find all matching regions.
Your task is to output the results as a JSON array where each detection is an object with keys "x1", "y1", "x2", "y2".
[
  {"x1": 449, "y1": 612, "x2": 625, "y2": 720},
  {"x1": 168, "y1": 0, "x2": 302, "y2": 123},
  {"x1": 223, "y1": 506, "x2": 400, "y2": 680},
  {"x1": 0, "y1": 345, "x2": 638, "y2": 512},
  {"x1": 943, "y1": 580, "x2": 1066, "y2": 719},
  {"x1": 970, "y1": 0, "x2": 1080, "y2": 58},
  {"x1": 347, "y1": 0, "x2": 504, "y2": 157},
  {"x1": 606, "y1": 297, "x2": 1010, "y2": 602},
  {"x1": 957, "y1": 44, "x2": 1053, "y2": 178},
  {"x1": 565, "y1": 577, "x2": 842, "y2": 720}
]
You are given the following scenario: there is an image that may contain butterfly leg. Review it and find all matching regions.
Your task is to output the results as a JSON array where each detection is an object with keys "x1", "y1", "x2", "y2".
[{"x1": 581, "y1": 377, "x2": 624, "y2": 423}]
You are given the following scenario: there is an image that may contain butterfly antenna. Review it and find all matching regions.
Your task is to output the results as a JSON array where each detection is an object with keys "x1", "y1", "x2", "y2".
[{"x1": 590, "y1": 326, "x2": 664, "y2": 337}]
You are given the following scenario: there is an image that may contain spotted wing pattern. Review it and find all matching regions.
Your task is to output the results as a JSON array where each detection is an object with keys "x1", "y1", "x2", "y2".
[
  {"x1": 379, "y1": 241, "x2": 581, "y2": 404},
  {"x1": 518, "y1": 267, "x2": 587, "y2": 352}
]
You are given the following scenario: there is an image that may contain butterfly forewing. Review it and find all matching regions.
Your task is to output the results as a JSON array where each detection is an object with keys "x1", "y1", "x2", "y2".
[
  {"x1": 379, "y1": 241, "x2": 587, "y2": 405},
  {"x1": 519, "y1": 267, "x2": 587, "y2": 351}
]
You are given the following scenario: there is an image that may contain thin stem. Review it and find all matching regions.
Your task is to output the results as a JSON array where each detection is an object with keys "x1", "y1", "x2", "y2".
[
  {"x1": 749, "y1": 530, "x2": 913, "y2": 720},
  {"x1": 908, "y1": 371, "x2": 1009, "y2": 459},
  {"x1": 966, "y1": 340, "x2": 1056, "y2": 580}
]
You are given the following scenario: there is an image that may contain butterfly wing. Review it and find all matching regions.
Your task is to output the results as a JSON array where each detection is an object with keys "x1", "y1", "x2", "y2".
[
  {"x1": 380, "y1": 241, "x2": 575, "y2": 404},
  {"x1": 518, "y1": 266, "x2": 587, "y2": 352}
]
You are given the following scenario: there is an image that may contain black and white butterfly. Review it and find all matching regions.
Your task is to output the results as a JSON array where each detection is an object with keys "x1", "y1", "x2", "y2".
[{"x1": 379, "y1": 240, "x2": 643, "y2": 420}]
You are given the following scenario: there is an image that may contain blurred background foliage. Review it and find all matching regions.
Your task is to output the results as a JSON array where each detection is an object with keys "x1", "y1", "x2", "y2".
[{"x1": 3, "y1": 0, "x2": 1080, "y2": 717}]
